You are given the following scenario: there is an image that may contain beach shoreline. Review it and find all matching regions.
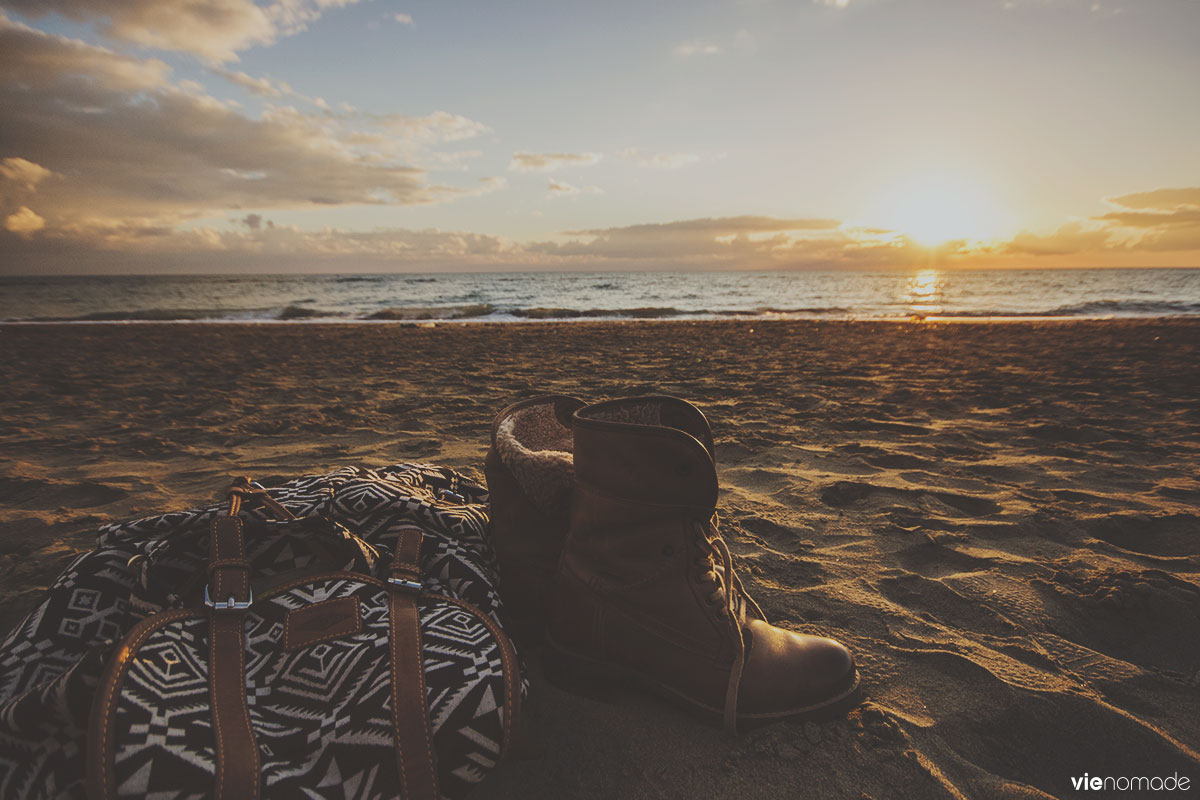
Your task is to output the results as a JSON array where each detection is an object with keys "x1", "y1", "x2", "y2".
[
  {"x1": 1, "y1": 319, "x2": 1197, "y2": 799},
  {"x1": 6, "y1": 313, "x2": 1200, "y2": 325}
]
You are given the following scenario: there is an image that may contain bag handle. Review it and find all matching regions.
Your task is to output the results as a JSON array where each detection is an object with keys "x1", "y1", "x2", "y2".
[
  {"x1": 226, "y1": 475, "x2": 297, "y2": 521},
  {"x1": 129, "y1": 477, "x2": 378, "y2": 607},
  {"x1": 388, "y1": 526, "x2": 439, "y2": 799},
  {"x1": 207, "y1": 481, "x2": 439, "y2": 799},
  {"x1": 206, "y1": 482, "x2": 262, "y2": 800}
]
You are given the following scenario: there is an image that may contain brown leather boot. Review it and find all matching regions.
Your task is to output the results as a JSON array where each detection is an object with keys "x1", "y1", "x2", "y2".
[
  {"x1": 545, "y1": 396, "x2": 860, "y2": 731},
  {"x1": 485, "y1": 394, "x2": 586, "y2": 640}
]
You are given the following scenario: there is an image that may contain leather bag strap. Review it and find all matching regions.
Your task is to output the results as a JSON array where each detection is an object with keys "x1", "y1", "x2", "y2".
[
  {"x1": 388, "y1": 527, "x2": 439, "y2": 799},
  {"x1": 228, "y1": 474, "x2": 297, "y2": 522},
  {"x1": 208, "y1": 499, "x2": 261, "y2": 800}
]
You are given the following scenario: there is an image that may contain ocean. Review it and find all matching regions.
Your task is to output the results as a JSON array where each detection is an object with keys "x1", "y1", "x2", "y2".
[{"x1": 1, "y1": 268, "x2": 1198, "y2": 323}]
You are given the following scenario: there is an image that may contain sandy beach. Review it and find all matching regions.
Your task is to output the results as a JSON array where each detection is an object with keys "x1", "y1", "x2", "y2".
[{"x1": 1, "y1": 319, "x2": 1197, "y2": 799}]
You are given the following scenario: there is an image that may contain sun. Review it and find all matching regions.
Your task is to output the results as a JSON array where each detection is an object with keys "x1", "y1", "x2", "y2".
[{"x1": 871, "y1": 171, "x2": 1007, "y2": 247}]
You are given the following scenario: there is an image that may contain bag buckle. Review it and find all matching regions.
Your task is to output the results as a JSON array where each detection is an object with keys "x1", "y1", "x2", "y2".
[
  {"x1": 387, "y1": 577, "x2": 422, "y2": 594},
  {"x1": 204, "y1": 585, "x2": 254, "y2": 611}
]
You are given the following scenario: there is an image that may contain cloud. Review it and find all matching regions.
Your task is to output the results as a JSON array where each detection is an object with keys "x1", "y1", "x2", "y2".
[
  {"x1": 1003, "y1": 222, "x2": 1114, "y2": 256},
  {"x1": 0, "y1": 0, "x2": 359, "y2": 62},
  {"x1": 534, "y1": 216, "x2": 867, "y2": 266},
  {"x1": 674, "y1": 41, "x2": 722, "y2": 58},
  {"x1": 547, "y1": 179, "x2": 602, "y2": 197},
  {"x1": 214, "y1": 68, "x2": 333, "y2": 110},
  {"x1": 1106, "y1": 187, "x2": 1200, "y2": 211},
  {"x1": 1092, "y1": 186, "x2": 1200, "y2": 252},
  {"x1": 215, "y1": 68, "x2": 283, "y2": 98},
  {"x1": 0, "y1": 156, "x2": 53, "y2": 190},
  {"x1": 0, "y1": 16, "x2": 496, "y2": 238},
  {"x1": 997, "y1": 186, "x2": 1200, "y2": 257},
  {"x1": 1, "y1": 217, "x2": 526, "y2": 273},
  {"x1": 508, "y1": 151, "x2": 603, "y2": 172},
  {"x1": 8, "y1": 190, "x2": 1200, "y2": 274},
  {"x1": 2, "y1": 207, "x2": 917, "y2": 273},
  {"x1": 567, "y1": 216, "x2": 843, "y2": 238},
  {"x1": 616, "y1": 148, "x2": 701, "y2": 169},
  {"x1": 1096, "y1": 209, "x2": 1200, "y2": 228},
  {"x1": 0, "y1": 13, "x2": 170, "y2": 88},
  {"x1": 3, "y1": 205, "x2": 43, "y2": 236},
  {"x1": 374, "y1": 111, "x2": 490, "y2": 143},
  {"x1": 393, "y1": 12, "x2": 413, "y2": 25},
  {"x1": 1003, "y1": 0, "x2": 1120, "y2": 12}
]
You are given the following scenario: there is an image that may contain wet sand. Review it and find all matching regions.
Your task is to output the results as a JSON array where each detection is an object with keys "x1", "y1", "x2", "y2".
[{"x1": 1, "y1": 319, "x2": 1198, "y2": 799}]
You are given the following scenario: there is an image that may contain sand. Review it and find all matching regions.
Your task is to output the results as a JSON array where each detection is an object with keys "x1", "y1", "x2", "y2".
[{"x1": 1, "y1": 319, "x2": 1198, "y2": 799}]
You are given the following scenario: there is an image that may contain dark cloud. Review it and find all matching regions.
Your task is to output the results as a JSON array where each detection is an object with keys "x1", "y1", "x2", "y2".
[
  {"x1": 0, "y1": 15, "x2": 494, "y2": 237},
  {"x1": 0, "y1": 0, "x2": 358, "y2": 62}
]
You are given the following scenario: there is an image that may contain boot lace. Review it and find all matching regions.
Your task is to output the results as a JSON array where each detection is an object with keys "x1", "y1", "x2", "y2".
[{"x1": 692, "y1": 513, "x2": 766, "y2": 732}]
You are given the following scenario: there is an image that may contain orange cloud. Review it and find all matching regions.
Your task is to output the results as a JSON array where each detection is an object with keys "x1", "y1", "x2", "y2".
[{"x1": 3, "y1": 205, "x2": 43, "y2": 236}]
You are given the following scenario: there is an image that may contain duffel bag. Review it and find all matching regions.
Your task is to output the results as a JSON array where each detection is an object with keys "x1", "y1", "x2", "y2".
[{"x1": 0, "y1": 463, "x2": 525, "y2": 800}]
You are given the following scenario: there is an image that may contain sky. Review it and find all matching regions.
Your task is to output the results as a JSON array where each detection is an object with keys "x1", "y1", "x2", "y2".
[{"x1": 0, "y1": 0, "x2": 1198, "y2": 274}]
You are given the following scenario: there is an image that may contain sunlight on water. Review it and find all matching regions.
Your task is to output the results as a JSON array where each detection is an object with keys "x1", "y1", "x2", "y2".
[{"x1": 905, "y1": 269, "x2": 944, "y2": 315}]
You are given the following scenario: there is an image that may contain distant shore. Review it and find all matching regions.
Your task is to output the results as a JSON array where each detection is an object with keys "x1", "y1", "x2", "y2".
[{"x1": 1, "y1": 319, "x2": 1197, "y2": 799}]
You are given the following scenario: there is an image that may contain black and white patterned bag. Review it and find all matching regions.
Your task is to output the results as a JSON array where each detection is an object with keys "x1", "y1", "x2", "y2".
[{"x1": 0, "y1": 463, "x2": 525, "y2": 800}]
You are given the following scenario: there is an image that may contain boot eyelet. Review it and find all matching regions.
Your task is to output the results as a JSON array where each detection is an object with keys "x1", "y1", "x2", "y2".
[{"x1": 662, "y1": 544, "x2": 674, "y2": 557}]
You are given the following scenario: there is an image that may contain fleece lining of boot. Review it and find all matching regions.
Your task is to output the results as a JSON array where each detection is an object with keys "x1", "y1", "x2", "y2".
[
  {"x1": 579, "y1": 402, "x2": 663, "y2": 427},
  {"x1": 495, "y1": 402, "x2": 575, "y2": 515}
]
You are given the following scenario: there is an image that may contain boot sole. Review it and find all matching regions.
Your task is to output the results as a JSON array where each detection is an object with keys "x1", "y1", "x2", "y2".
[{"x1": 542, "y1": 634, "x2": 863, "y2": 730}]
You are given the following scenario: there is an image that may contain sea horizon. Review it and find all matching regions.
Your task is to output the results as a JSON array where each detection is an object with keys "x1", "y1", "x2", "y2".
[{"x1": 3, "y1": 266, "x2": 1199, "y2": 324}]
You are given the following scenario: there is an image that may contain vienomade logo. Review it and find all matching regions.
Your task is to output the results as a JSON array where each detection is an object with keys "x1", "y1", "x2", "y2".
[{"x1": 1070, "y1": 773, "x2": 1191, "y2": 793}]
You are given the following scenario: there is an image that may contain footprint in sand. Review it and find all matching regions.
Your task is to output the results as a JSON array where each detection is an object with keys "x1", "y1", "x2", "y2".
[
  {"x1": 0, "y1": 476, "x2": 127, "y2": 509},
  {"x1": 1081, "y1": 513, "x2": 1199, "y2": 557},
  {"x1": 819, "y1": 480, "x2": 1001, "y2": 517},
  {"x1": 890, "y1": 647, "x2": 1199, "y2": 798}
]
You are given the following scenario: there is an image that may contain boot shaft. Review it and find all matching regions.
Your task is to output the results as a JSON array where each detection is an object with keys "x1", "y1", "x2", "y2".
[
  {"x1": 565, "y1": 395, "x2": 725, "y2": 593},
  {"x1": 553, "y1": 396, "x2": 741, "y2": 663},
  {"x1": 572, "y1": 396, "x2": 718, "y2": 510}
]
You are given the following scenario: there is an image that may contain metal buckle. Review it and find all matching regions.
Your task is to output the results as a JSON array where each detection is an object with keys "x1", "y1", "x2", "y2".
[
  {"x1": 436, "y1": 488, "x2": 466, "y2": 504},
  {"x1": 204, "y1": 585, "x2": 254, "y2": 611},
  {"x1": 387, "y1": 577, "x2": 422, "y2": 593}
]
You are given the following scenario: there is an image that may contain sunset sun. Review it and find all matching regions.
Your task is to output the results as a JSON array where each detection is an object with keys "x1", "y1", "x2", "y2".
[{"x1": 872, "y1": 172, "x2": 1008, "y2": 247}]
